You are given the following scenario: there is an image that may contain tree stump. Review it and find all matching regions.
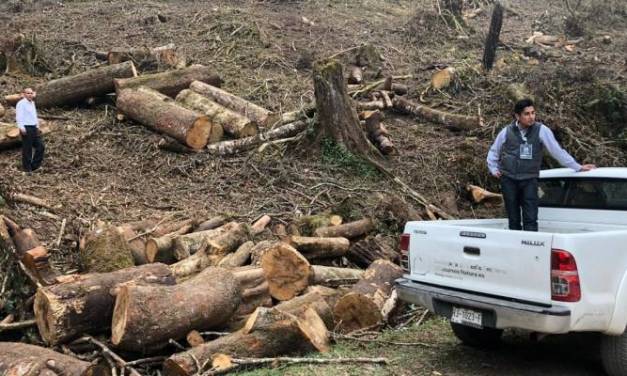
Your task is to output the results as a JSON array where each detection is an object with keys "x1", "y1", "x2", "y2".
[{"x1": 483, "y1": 2, "x2": 504, "y2": 71}]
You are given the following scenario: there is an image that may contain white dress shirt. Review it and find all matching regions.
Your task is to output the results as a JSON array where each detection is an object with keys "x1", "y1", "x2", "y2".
[{"x1": 16, "y1": 98, "x2": 39, "y2": 132}]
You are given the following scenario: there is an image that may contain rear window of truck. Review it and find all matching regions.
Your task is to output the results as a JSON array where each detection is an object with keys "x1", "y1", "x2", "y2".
[{"x1": 539, "y1": 178, "x2": 627, "y2": 210}]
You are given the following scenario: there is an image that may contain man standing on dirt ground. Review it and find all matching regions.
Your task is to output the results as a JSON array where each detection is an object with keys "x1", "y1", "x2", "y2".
[
  {"x1": 486, "y1": 98, "x2": 596, "y2": 231},
  {"x1": 16, "y1": 87, "x2": 45, "y2": 174}
]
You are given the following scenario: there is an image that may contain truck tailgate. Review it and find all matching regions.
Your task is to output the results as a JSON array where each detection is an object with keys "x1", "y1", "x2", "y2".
[{"x1": 407, "y1": 225, "x2": 553, "y2": 305}]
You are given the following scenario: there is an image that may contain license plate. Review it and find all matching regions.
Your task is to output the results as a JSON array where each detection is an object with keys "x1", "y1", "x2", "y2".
[{"x1": 451, "y1": 306, "x2": 483, "y2": 328}]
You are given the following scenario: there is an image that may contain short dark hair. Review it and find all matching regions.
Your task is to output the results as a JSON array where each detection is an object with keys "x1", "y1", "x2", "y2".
[{"x1": 514, "y1": 98, "x2": 534, "y2": 115}]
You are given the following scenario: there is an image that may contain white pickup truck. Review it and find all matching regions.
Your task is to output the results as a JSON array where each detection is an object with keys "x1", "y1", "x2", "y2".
[{"x1": 396, "y1": 167, "x2": 627, "y2": 375}]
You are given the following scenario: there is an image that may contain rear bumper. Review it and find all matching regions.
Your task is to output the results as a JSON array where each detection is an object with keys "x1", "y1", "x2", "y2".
[{"x1": 396, "y1": 278, "x2": 572, "y2": 333}]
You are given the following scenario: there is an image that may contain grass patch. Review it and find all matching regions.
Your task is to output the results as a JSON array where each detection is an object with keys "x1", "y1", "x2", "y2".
[{"x1": 321, "y1": 138, "x2": 379, "y2": 178}]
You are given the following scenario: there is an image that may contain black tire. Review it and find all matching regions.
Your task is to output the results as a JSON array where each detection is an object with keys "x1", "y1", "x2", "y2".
[
  {"x1": 450, "y1": 322, "x2": 503, "y2": 348},
  {"x1": 601, "y1": 332, "x2": 627, "y2": 376}
]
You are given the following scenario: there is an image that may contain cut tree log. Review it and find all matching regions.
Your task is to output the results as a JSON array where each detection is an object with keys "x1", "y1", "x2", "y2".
[
  {"x1": 190, "y1": 80, "x2": 279, "y2": 127},
  {"x1": 393, "y1": 97, "x2": 483, "y2": 131},
  {"x1": 0, "y1": 342, "x2": 104, "y2": 376},
  {"x1": 163, "y1": 306, "x2": 328, "y2": 376},
  {"x1": 290, "y1": 236, "x2": 350, "y2": 260},
  {"x1": 12, "y1": 227, "x2": 59, "y2": 286},
  {"x1": 169, "y1": 222, "x2": 250, "y2": 279},
  {"x1": 8, "y1": 61, "x2": 138, "y2": 109},
  {"x1": 116, "y1": 225, "x2": 150, "y2": 265},
  {"x1": 355, "y1": 100, "x2": 385, "y2": 111},
  {"x1": 176, "y1": 89, "x2": 258, "y2": 138},
  {"x1": 0, "y1": 103, "x2": 4, "y2": 118},
  {"x1": 171, "y1": 221, "x2": 239, "y2": 260},
  {"x1": 111, "y1": 267, "x2": 240, "y2": 352},
  {"x1": 3, "y1": 94, "x2": 21, "y2": 107},
  {"x1": 144, "y1": 222, "x2": 197, "y2": 264},
  {"x1": 251, "y1": 215, "x2": 272, "y2": 235},
  {"x1": 274, "y1": 291, "x2": 334, "y2": 330},
  {"x1": 116, "y1": 86, "x2": 211, "y2": 149},
  {"x1": 236, "y1": 280, "x2": 272, "y2": 317},
  {"x1": 466, "y1": 184, "x2": 503, "y2": 204},
  {"x1": 333, "y1": 259, "x2": 404, "y2": 333},
  {"x1": 261, "y1": 243, "x2": 312, "y2": 301},
  {"x1": 347, "y1": 236, "x2": 398, "y2": 268},
  {"x1": 34, "y1": 263, "x2": 175, "y2": 345},
  {"x1": 249, "y1": 240, "x2": 276, "y2": 266},
  {"x1": 113, "y1": 64, "x2": 222, "y2": 98},
  {"x1": 361, "y1": 110, "x2": 394, "y2": 155},
  {"x1": 108, "y1": 43, "x2": 185, "y2": 69},
  {"x1": 294, "y1": 214, "x2": 343, "y2": 236},
  {"x1": 206, "y1": 120, "x2": 308, "y2": 155},
  {"x1": 310, "y1": 265, "x2": 364, "y2": 287},
  {"x1": 196, "y1": 215, "x2": 228, "y2": 232},
  {"x1": 0, "y1": 121, "x2": 54, "y2": 150},
  {"x1": 314, "y1": 218, "x2": 375, "y2": 239},
  {"x1": 80, "y1": 224, "x2": 134, "y2": 273},
  {"x1": 347, "y1": 66, "x2": 363, "y2": 84},
  {"x1": 218, "y1": 240, "x2": 254, "y2": 268}
]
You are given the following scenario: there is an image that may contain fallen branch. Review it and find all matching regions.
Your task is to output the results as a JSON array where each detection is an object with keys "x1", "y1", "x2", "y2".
[
  {"x1": 393, "y1": 97, "x2": 483, "y2": 131},
  {"x1": 8, "y1": 192, "x2": 55, "y2": 211},
  {"x1": 81, "y1": 336, "x2": 142, "y2": 376},
  {"x1": 0, "y1": 319, "x2": 36, "y2": 333},
  {"x1": 332, "y1": 332, "x2": 432, "y2": 347}
]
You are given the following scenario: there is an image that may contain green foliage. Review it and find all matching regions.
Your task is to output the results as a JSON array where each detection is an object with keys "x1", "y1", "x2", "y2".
[
  {"x1": 585, "y1": 84, "x2": 627, "y2": 135},
  {"x1": 321, "y1": 138, "x2": 379, "y2": 178}
]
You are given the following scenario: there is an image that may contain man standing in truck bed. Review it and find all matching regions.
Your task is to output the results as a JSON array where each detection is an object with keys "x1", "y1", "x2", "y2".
[{"x1": 486, "y1": 99, "x2": 596, "y2": 231}]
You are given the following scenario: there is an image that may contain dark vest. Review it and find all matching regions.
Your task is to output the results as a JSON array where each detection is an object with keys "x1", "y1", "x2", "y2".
[{"x1": 500, "y1": 121, "x2": 544, "y2": 180}]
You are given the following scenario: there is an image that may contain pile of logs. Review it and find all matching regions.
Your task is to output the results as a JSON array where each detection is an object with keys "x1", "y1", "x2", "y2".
[{"x1": 0, "y1": 212, "x2": 404, "y2": 375}]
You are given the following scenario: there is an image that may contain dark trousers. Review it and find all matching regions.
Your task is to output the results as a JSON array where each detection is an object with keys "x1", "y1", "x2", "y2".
[
  {"x1": 21, "y1": 126, "x2": 45, "y2": 172},
  {"x1": 501, "y1": 176, "x2": 538, "y2": 231}
]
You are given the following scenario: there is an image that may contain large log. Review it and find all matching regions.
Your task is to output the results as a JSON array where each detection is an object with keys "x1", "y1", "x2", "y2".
[
  {"x1": 13, "y1": 61, "x2": 137, "y2": 108},
  {"x1": 113, "y1": 64, "x2": 222, "y2": 98},
  {"x1": 116, "y1": 87, "x2": 211, "y2": 149},
  {"x1": 190, "y1": 81, "x2": 279, "y2": 127},
  {"x1": 290, "y1": 236, "x2": 350, "y2": 260},
  {"x1": 206, "y1": 120, "x2": 308, "y2": 155},
  {"x1": 314, "y1": 218, "x2": 375, "y2": 239},
  {"x1": 108, "y1": 43, "x2": 185, "y2": 69},
  {"x1": 176, "y1": 89, "x2": 257, "y2": 138},
  {"x1": 169, "y1": 222, "x2": 250, "y2": 278},
  {"x1": 393, "y1": 97, "x2": 482, "y2": 131},
  {"x1": 163, "y1": 306, "x2": 327, "y2": 376},
  {"x1": 33, "y1": 263, "x2": 175, "y2": 345},
  {"x1": 111, "y1": 267, "x2": 240, "y2": 352},
  {"x1": 0, "y1": 342, "x2": 103, "y2": 376},
  {"x1": 0, "y1": 121, "x2": 54, "y2": 150},
  {"x1": 347, "y1": 236, "x2": 399, "y2": 268},
  {"x1": 261, "y1": 243, "x2": 311, "y2": 301},
  {"x1": 333, "y1": 259, "x2": 403, "y2": 333}
]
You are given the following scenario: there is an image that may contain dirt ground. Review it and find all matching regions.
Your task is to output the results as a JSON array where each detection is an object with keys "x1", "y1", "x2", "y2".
[{"x1": 0, "y1": 0, "x2": 626, "y2": 374}]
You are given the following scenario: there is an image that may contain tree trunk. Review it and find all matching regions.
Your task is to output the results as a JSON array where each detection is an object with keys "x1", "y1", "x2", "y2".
[
  {"x1": 206, "y1": 120, "x2": 307, "y2": 155},
  {"x1": 33, "y1": 263, "x2": 175, "y2": 345},
  {"x1": 393, "y1": 97, "x2": 482, "y2": 131},
  {"x1": 0, "y1": 121, "x2": 54, "y2": 150},
  {"x1": 0, "y1": 342, "x2": 102, "y2": 376},
  {"x1": 116, "y1": 87, "x2": 211, "y2": 149},
  {"x1": 314, "y1": 218, "x2": 375, "y2": 239},
  {"x1": 313, "y1": 59, "x2": 380, "y2": 161},
  {"x1": 80, "y1": 224, "x2": 135, "y2": 273},
  {"x1": 169, "y1": 223, "x2": 249, "y2": 279},
  {"x1": 261, "y1": 243, "x2": 312, "y2": 301},
  {"x1": 113, "y1": 64, "x2": 222, "y2": 98},
  {"x1": 483, "y1": 2, "x2": 504, "y2": 71},
  {"x1": 218, "y1": 240, "x2": 254, "y2": 268},
  {"x1": 176, "y1": 89, "x2": 257, "y2": 138},
  {"x1": 163, "y1": 307, "x2": 327, "y2": 376},
  {"x1": 290, "y1": 236, "x2": 350, "y2": 260},
  {"x1": 310, "y1": 265, "x2": 364, "y2": 287},
  {"x1": 190, "y1": 80, "x2": 278, "y2": 127},
  {"x1": 111, "y1": 267, "x2": 240, "y2": 352},
  {"x1": 107, "y1": 43, "x2": 185, "y2": 70},
  {"x1": 333, "y1": 259, "x2": 403, "y2": 333},
  {"x1": 347, "y1": 236, "x2": 399, "y2": 268}
]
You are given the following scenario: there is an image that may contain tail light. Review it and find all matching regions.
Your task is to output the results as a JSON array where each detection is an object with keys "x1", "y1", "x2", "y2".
[
  {"x1": 399, "y1": 233, "x2": 410, "y2": 272},
  {"x1": 551, "y1": 249, "x2": 581, "y2": 302}
]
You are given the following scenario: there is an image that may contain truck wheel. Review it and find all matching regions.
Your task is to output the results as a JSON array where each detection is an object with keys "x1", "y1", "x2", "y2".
[
  {"x1": 450, "y1": 322, "x2": 503, "y2": 348},
  {"x1": 601, "y1": 332, "x2": 627, "y2": 376}
]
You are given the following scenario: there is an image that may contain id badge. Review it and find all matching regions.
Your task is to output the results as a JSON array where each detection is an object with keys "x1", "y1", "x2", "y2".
[{"x1": 519, "y1": 143, "x2": 533, "y2": 160}]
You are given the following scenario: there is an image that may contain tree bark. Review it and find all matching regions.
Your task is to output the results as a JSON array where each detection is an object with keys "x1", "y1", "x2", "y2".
[
  {"x1": 294, "y1": 214, "x2": 343, "y2": 236},
  {"x1": 169, "y1": 222, "x2": 249, "y2": 279},
  {"x1": 196, "y1": 216, "x2": 228, "y2": 232},
  {"x1": 116, "y1": 87, "x2": 211, "y2": 149},
  {"x1": 190, "y1": 80, "x2": 279, "y2": 127},
  {"x1": 218, "y1": 240, "x2": 254, "y2": 268},
  {"x1": 144, "y1": 222, "x2": 201, "y2": 264},
  {"x1": 0, "y1": 121, "x2": 54, "y2": 150},
  {"x1": 0, "y1": 342, "x2": 103, "y2": 376},
  {"x1": 261, "y1": 243, "x2": 312, "y2": 301},
  {"x1": 108, "y1": 43, "x2": 185, "y2": 70},
  {"x1": 310, "y1": 265, "x2": 364, "y2": 287},
  {"x1": 483, "y1": 2, "x2": 504, "y2": 71},
  {"x1": 313, "y1": 59, "x2": 380, "y2": 161},
  {"x1": 116, "y1": 225, "x2": 149, "y2": 265},
  {"x1": 347, "y1": 236, "x2": 399, "y2": 268},
  {"x1": 393, "y1": 97, "x2": 482, "y2": 131},
  {"x1": 163, "y1": 307, "x2": 327, "y2": 376},
  {"x1": 171, "y1": 221, "x2": 241, "y2": 260},
  {"x1": 34, "y1": 263, "x2": 175, "y2": 345},
  {"x1": 176, "y1": 89, "x2": 257, "y2": 138},
  {"x1": 206, "y1": 120, "x2": 307, "y2": 155},
  {"x1": 290, "y1": 236, "x2": 350, "y2": 260},
  {"x1": 333, "y1": 259, "x2": 403, "y2": 333},
  {"x1": 361, "y1": 110, "x2": 395, "y2": 155},
  {"x1": 314, "y1": 218, "x2": 375, "y2": 239},
  {"x1": 12, "y1": 227, "x2": 59, "y2": 286},
  {"x1": 113, "y1": 64, "x2": 222, "y2": 98},
  {"x1": 275, "y1": 291, "x2": 335, "y2": 330},
  {"x1": 111, "y1": 267, "x2": 240, "y2": 352}
]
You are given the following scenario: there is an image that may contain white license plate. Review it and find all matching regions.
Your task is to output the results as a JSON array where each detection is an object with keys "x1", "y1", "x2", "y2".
[{"x1": 451, "y1": 306, "x2": 483, "y2": 328}]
